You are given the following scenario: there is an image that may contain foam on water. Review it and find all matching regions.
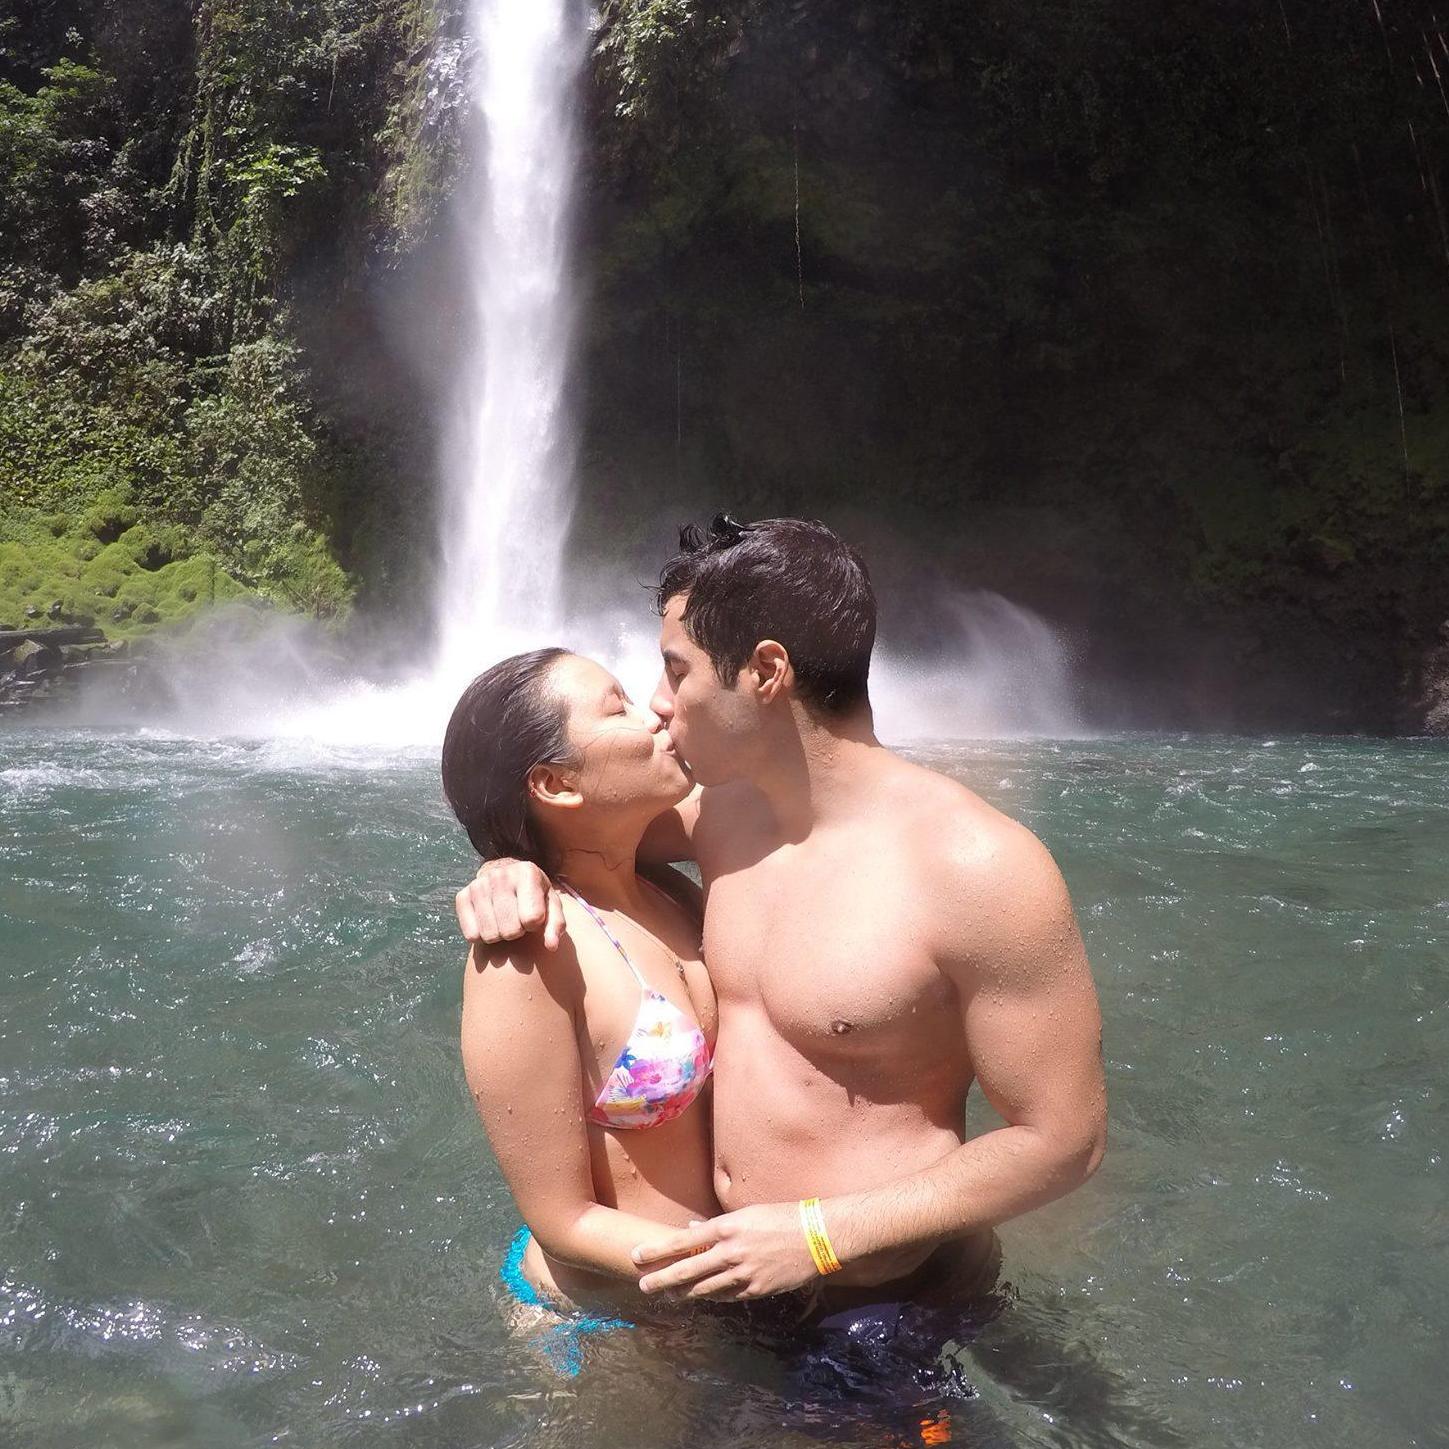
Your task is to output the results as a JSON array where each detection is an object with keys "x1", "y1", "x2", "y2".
[
  {"x1": 53, "y1": 589, "x2": 1087, "y2": 750},
  {"x1": 0, "y1": 763, "x2": 108, "y2": 795}
]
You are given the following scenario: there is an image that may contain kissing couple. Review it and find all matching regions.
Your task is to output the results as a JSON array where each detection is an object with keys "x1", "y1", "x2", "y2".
[{"x1": 442, "y1": 515, "x2": 1106, "y2": 1400}]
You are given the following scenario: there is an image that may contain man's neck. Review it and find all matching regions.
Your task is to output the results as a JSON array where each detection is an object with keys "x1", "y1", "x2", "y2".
[{"x1": 750, "y1": 701, "x2": 882, "y2": 840}]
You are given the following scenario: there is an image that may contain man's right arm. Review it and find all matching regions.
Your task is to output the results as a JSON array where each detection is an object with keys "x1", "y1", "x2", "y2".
[
  {"x1": 452, "y1": 786, "x2": 704, "y2": 951},
  {"x1": 637, "y1": 785, "x2": 702, "y2": 866},
  {"x1": 454, "y1": 856, "x2": 564, "y2": 950}
]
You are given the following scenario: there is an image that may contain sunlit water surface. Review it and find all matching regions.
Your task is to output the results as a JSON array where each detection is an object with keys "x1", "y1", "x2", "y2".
[{"x1": 2, "y1": 730, "x2": 1445, "y2": 1448}]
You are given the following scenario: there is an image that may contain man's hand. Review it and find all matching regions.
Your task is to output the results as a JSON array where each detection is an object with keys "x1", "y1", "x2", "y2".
[
  {"x1": 632, "y1": 1203, "x2": 818, "y2": 1300},
  {"x1": 454, "y1": 857, "x2": 566, "y2": 952}
]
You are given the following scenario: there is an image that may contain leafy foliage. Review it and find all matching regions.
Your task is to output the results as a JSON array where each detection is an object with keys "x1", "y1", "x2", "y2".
[{"x1": 0, "y1": 0, "x2": 456, "y2": 635}]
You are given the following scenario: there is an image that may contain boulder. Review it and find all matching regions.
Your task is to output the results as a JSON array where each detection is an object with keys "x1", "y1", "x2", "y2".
[
  {"x1": 0, "y1": 627, "x2": 138, "y2": 714},
  {"x1": 1408, "y1": 627, "x2": 1449, "y2": 735},
  {"x1": 0, "y1": 627, "x2": 104, "y2": 649},
  {"x1": 1421, "y1": 680, "x2": 1449, "y2": 736},
  {"x1": 9, "y1": 639, "x2": 59, "y2": 676}
]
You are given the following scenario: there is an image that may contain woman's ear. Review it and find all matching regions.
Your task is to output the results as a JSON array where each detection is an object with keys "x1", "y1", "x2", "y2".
[
  {"x1": 527, "y1": 762, "x2": 584, "y2": 812},
  {"x1": 750, "y1": 640, "x2": 793, "y2": 703}
]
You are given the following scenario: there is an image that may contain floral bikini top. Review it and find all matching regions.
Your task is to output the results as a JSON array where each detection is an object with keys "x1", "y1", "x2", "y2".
[{"x1": 562, "y1": 882, "x2": 714, "y2": 1132}]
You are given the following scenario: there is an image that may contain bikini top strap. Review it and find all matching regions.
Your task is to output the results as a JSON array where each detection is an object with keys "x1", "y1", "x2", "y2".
[{"x1": 559, "y1": 883, "x2": 650, "y2": 991}]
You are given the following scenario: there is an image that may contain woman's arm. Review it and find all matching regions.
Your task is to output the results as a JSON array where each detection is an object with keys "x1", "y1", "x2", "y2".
[{"x1": 460, "y1": 936, "x2": 681, "y2": 1280}]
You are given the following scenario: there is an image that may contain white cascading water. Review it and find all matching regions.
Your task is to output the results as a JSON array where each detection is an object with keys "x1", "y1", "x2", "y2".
[
  {"x1": 871, "y1": 593, "x2": 1083, "y2": 740},
  {"x1": 435, "y1": 0, "x2": 586, "y2": 681}
]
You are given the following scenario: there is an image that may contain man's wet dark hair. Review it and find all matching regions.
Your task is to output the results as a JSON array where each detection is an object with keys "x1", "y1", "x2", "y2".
[
  {"x1": 441, "y1": 647, "x2": 579, "y2": 868},
  {"x1": 655, "y1": 515, "x2": 876, "y2": 716}
]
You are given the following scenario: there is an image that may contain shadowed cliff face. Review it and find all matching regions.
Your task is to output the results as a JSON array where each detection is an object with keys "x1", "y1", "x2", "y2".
[{"x1": 572, "y1": 0, "x2": 1449, "y2": 732}]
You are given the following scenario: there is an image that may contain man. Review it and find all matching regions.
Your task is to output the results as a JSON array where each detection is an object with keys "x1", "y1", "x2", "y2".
[{"x1": 456, "y1": 516, "x2": 1105, "y2": 1312}]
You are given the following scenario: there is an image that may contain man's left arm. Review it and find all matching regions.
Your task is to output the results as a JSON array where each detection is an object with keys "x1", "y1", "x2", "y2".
[{"x1": 634, "y1": 825, "x2": 1107, "y2": 1299}]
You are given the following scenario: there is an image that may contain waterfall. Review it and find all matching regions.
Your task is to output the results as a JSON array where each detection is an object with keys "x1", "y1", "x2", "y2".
[
  {"x1": 872, "y1": 592, "x2": 1085, "y2": 739},
  {"x1": 436, "y1": 0, "x2": 588, "y2": 680},
  {"x1": 224, "y1": 0, "x2": 593, "y2": 745},
  {"x1": 78, "y1": 0, "x2": 1087, "y2": 745},
  {"x1": 135, "y1": 0, "x2": 596, "y2": 746}
]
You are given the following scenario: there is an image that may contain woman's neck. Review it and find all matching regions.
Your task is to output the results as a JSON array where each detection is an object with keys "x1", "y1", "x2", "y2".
[{"x1": 553, "y1": 838, "x2": 648, "y2": 915}]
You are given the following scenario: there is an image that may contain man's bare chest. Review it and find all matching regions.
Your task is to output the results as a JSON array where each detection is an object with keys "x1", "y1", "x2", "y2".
[{"x1": 700, "y1": 857, "x2": 958, "y2": 1054}]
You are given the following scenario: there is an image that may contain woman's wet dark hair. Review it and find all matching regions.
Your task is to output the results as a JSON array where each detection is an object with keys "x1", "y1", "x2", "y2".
[{"x1": 441, "y1": 647, "x2": 578, "y2": 869}]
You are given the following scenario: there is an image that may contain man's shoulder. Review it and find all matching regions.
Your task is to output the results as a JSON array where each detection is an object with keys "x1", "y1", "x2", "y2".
[
  {"x1": 877, "y1": 752, "x2": 1041, "y2": 860},
  {"x1": 877, "y1": 754, "x2": 1065, "y2": 926}
]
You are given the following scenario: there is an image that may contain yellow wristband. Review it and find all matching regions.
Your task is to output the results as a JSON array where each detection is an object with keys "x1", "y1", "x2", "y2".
[{"x1": 798, "y1": 1197, "x2": 843, "y2": 1275}]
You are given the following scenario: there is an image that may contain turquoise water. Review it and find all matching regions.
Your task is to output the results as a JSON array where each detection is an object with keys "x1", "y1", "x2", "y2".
[{"x1": 1, "y1": 729, "x2": 1446, "y2": 1447}]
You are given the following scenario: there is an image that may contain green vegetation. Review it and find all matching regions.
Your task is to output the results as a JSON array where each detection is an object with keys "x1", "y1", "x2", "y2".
[
  {"x1": 0, "y1": 498, "x2": 256, "y2": 639},
  {"x1": 0, "y1": 0, "x2": 452, "y2": 643},
  {"x1": 2, "y1": 0, "x2": 1448, "y2": 724}
]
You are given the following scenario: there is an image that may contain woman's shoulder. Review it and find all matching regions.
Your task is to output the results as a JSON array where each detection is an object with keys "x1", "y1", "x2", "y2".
[
  {"x1": 554, "y1": 890, "x2": 611, "y2": 966},
  {"x1": 461, "y1": 917, "x2": 588, "y2": 1012}
]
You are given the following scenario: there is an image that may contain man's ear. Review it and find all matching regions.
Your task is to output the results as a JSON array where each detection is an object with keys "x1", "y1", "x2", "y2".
[
  {"x1": 749, "y1": 640, "x2": 793, "y2": 703},
  {"x1": 527, "y1": 762, "x2": 583, "y2": 812}
]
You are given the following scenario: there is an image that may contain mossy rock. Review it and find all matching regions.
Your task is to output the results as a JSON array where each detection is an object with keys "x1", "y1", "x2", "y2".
[
  {"x1": 113, "y1": 523, "x2": 189, "y2": 572},
  {"x1": 9, "y1": 639, "x2": 60, "y2": 674},
  {"x1": 80, "y1": 488, "x2": 140, "y2": 545},
  {"x1": 0, "y1": 517, "x2": 258, "y2": 643}
]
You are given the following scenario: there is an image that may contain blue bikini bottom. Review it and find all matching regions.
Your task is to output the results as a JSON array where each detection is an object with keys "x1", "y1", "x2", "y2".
[{"x1": 498, "y1": 1227, "x2": 632, "y2": 1376}]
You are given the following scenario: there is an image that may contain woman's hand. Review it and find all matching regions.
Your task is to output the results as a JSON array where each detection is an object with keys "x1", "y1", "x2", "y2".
[
  {"x1": 632, "y1": 1203, "x2": 820, "y2": 1300},
  {"x1": 455, "y1": 857, "x2": 566, "y2": 951}
]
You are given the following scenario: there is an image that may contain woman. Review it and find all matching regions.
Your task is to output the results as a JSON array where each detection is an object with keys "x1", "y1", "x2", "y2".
[{"x1": 442, "y1": 647, "x2": 717, "y2": 1317}]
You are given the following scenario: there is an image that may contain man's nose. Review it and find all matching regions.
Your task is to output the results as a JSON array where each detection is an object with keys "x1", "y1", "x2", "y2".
[{"x1": 649, "y1": 677, "x2": 673, "y2": 721}]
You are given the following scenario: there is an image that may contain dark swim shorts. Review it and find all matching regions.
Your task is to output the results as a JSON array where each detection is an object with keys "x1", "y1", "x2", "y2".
[{"x1": 758, "y1": 1242, "x2": 1011, "y2": 1441}]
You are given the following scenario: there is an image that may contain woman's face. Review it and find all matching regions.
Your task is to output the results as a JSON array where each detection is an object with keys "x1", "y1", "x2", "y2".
[{"x1": 550, "y1": 654, "x2": 692, "y2": 812}]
